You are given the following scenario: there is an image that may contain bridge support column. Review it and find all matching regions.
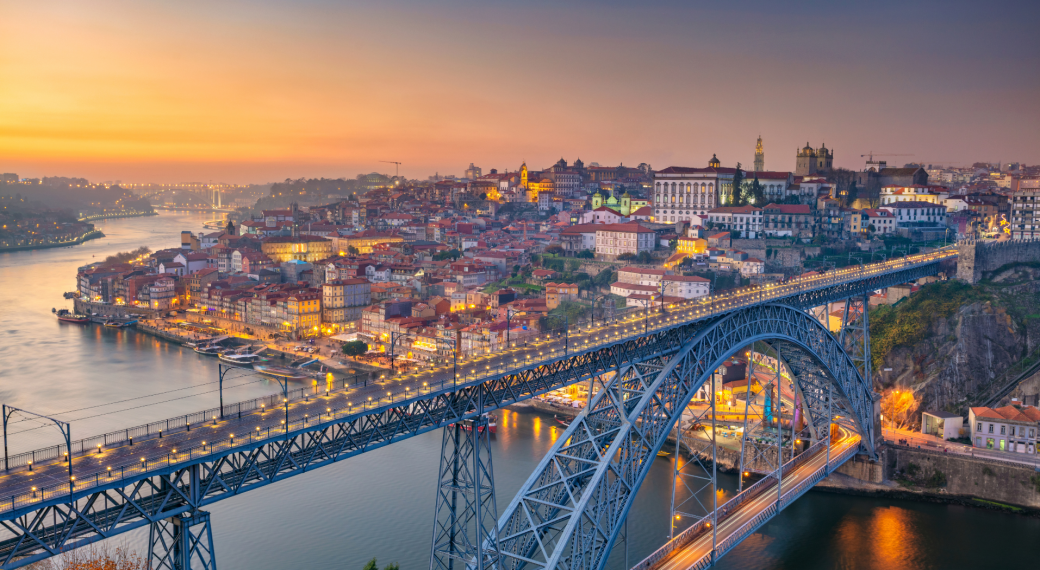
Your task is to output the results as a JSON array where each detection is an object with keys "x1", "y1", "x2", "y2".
[
  {"x1": 148, "y1": 510, "x2": 216, "y2": 570},
  {"x1": 670, "y1": 369, "x2": 717, "y2": 543},
  {"x1": 430, "y1": 417, "x2": 499, "y2": 570}
]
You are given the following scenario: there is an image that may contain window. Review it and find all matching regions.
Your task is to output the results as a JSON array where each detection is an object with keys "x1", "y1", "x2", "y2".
[
  {"x1": 988, "y1": 424, "x2": 994, "y2": 433},
  {"x1": 1000, "y1": 425, "x2": 1006, "y2": 435}
]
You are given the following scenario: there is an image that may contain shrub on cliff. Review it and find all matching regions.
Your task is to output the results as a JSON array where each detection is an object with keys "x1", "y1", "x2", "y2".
[{"x1": 869, "y1": 280, "x2": 990, "y2": 371}]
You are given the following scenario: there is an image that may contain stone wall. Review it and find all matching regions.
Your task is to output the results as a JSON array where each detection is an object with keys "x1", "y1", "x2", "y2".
[
  {"x1": 957, "y1": 239, "x2": 1040, "y2": 284},
  {"x1": 886, "y1": 445, "x2": 1040, "y2": 508}
]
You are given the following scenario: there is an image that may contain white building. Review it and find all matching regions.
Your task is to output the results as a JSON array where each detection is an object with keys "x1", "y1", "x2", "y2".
[
  {"x1": 968, "y1": 405, "x2": 1040, "y2": 453},
  {"x1": 594, "y1": 223, "x2": 656, "y2": 259},
  {"x1": 661, "y1": 274, "x2": 710, "y2": 299},
  {"x1": 863, "y1": 208, "x2": 896, "y2": 234},
  {"x1": 653, "y1": 159, "x2": 738, "y2": 223},
  {"x1": 881, "y1": 201, "x2": 947, "y2": 227},
  {"x1": 706, "y1": 206, "x2": 763, "y2": 238}
]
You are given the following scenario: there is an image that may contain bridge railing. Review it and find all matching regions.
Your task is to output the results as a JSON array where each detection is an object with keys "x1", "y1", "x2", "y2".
[
  {"x1": 1, "y1": 251, "x2": 949, "y2": 477},
  {"x1": 0, "y1": 397, "x2": 367, "y2": 514},
  {"x1": 0, "y1": 386, "x2": 319, "y2": 472},
  {"x1": 631, "y1": 436, "x2": 863, "y2": 570}
]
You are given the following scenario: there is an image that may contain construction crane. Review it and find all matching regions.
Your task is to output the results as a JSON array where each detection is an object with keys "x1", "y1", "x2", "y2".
[
  {"x1": 860, "y1": 152, "x2": 914, "y2": 161},
  {"x1": 860, "y1": 152, "x2": 914, "y2": 171},
  {"x1": 380, "y1": 161, "x2": 402, "y2": 177}
]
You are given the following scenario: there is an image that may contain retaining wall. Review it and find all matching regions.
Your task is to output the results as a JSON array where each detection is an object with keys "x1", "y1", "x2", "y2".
[{"x1": 957, "y1": 239, "x2": 1040, "y2": 284}]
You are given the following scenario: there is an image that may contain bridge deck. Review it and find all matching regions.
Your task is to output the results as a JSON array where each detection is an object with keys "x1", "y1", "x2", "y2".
[
  {"x1": 636, "y1": 433, "x2": 860, "y2": 570},
  {"x1": 0, "y1": 251, "x2": 952, "y2": 520}
]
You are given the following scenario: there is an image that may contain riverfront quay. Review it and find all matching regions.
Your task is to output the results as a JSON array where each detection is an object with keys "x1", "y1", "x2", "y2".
[{"x1": 2, "y1": 212, "x2": 1039, "y2": 568}]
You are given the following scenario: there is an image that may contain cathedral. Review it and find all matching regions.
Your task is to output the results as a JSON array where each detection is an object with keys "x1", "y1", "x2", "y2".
[{"x1": 795, "y1": 142, "x2": 833, "y2": 176}]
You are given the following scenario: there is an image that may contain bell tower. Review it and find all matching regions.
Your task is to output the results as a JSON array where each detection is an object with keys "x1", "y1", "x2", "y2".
[{"x1": 754, "y1": 136, "x2": 764, "y2": 172}]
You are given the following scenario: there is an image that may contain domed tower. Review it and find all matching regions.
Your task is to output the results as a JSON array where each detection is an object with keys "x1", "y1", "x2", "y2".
[
  {"x1": 796, "y1": 142, "x2": 817, "y2": 176},
  {"x1": 817, "y1": 143, "x2": 833, "y2": 173},
  {"x1": 519, "y1": 162, "x2": 528, "y2": 189},
  {"x1": 225, "y1": 218, "x2": 236, "y2": 236},
  {"x1": 754, "y1": 136, "x2": 764, "y2": 172},
  {"x1": 708, "y1": 154, "x2": 721, "y2": 169}
]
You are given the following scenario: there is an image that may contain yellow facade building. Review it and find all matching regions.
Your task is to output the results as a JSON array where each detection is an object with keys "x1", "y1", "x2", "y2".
[{"x1": 261, "y1": 236, "x2": 334, "y2": 263}]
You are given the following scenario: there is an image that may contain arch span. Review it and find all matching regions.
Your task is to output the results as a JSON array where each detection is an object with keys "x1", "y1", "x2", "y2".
[{"x1": 494, "y1": 303, "x2": 876, "y2": 570}]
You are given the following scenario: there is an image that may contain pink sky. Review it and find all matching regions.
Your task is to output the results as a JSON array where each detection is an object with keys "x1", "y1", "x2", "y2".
[{"x1": 2, "y1": 1, "x2": 1037, "y2": 183}]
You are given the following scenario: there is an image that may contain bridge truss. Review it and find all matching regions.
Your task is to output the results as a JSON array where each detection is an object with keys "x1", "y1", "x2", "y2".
[{"x1": 0, "y1": 259, "x2": 942, "y2": 569}]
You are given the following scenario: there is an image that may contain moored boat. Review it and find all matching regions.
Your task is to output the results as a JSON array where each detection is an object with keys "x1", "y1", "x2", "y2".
[
  {"x1": 219, "y1": 350, "x2": 265, "y2": 365},
  {"x1": 194, "y1": 344, "x2": 223, "y2": 356},
  {"x1": 55, "y1": 309, "x2": 90, "y2": 324},
  {"x1": 253, "y1": 363, "x2": 310, "y2": 380}
]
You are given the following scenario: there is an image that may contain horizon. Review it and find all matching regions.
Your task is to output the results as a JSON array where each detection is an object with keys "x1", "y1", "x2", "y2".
[{"x1": 2, "y1": 0, "x2": 1038, "y2": 184}]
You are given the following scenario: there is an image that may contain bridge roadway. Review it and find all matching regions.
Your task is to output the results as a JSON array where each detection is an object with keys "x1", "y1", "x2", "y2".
[
  {"x1": 636, "y1": 430, "x2": 861, "y2": 570},
  {"x1": 0, "y1": 250, "x2": 952, "y2": 565}
]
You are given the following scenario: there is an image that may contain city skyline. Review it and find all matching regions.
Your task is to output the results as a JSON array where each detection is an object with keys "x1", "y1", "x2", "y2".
[{"x1": 2, "y1": 0, "x2": 1038, "y2": 183}]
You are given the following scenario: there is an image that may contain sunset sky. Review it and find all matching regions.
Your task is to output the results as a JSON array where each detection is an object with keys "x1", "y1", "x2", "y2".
[{"x1": 2, "y1": 0, "x2": 1038, "y2": 183}]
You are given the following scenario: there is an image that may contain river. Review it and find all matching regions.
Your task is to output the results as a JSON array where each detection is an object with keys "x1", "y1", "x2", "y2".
[{"x1": 0, "y1": 211, "x2": 1036, "y2": 569}]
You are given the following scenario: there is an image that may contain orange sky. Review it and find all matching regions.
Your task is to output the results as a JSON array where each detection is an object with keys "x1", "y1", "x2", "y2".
[{"x1": 2, "y1": 1, "x2": 1038, "y2": 183}]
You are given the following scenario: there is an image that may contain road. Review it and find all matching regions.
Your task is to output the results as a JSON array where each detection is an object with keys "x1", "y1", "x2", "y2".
[
  {"x1": 882, "y1": 427, "x2": 1040, "y2": 469},
  {"x1": 0, "y1": 250, "x2": 953, "y2": 514},
  {"x1": 649, "y1": 432, "x2": 860, "y2": 570}
]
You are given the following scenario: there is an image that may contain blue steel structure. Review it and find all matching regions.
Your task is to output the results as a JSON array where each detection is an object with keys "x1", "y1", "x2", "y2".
[{"x1": 0, "y1": 252, "x2": 951, "y2": 569}]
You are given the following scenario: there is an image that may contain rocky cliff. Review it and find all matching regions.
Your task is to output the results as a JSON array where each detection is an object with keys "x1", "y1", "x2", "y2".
[{"x1": 871, "y1": 265, "x2": 1040, "y2": 419}]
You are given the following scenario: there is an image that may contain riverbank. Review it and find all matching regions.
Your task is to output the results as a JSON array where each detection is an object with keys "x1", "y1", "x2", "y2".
[
  {"x1": 77, "y1": 211, "x2": 157, "y2": 222},
  {"x1": 0, "y1": 229, "x2": 104, "y2": 253}
]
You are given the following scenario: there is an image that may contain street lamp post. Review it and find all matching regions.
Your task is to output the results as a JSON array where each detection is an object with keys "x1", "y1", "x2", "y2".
[{"x1": 3, "y1": 405, "x2": 73, "y2": 483}]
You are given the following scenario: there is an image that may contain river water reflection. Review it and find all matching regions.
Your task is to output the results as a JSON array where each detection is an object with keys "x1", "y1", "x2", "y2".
[{"x1": 1, "y1": 212, "x2": 1036, "y2": 569}]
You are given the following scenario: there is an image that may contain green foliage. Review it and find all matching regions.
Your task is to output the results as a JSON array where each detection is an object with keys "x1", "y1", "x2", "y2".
[
  {"x1": 617, "y1": 252, "x2": 636, "y2": 261},
  {"x1": 341, "y1": 340, "x2": 368, "y2": 359},
  {"x1": 347, "y1": 245, "x2": 360, "y2": 255},
  {"x1": 906, "y1": 462, "x2": 920, "y2": 477},
  {"x1": 545, "y1": 245, "x2": 564, "y2": 255},
  {"x1": 592, "y1": 269, "x2": 615, "y2": 288},
  {"x1": 636, "y1": 251, "x2": 653, "y2": 264},
  {"x1": 745, "y1": 174, "x2": 764, "y2": 205},
  {"x1": 731, "y1": 164, "x2": 745, "y2": 206},
  {"x1": 926, "y1": 469, "x2": 947, "y2": 488},
  {"x1": 544, "y1": 258, "x2": 566, "y2": 272},
  {"x1": 361, "y1": 559, "x2": 399, "y2": 570},
  {"x1": 1031, "y1": 474, "x2": 1040, "y2": 494},
  {"x1": 566, "y1": 259, "x2": 581, "y2": 272},
  {"x1": 576, "y1": 249, "x2": 595, "y2": 259},
  {"x1": 869, "y1": 280, "x2": 990, "y2": 371},
  {"x1": 433, "y1": 249, "x2": 461, "y2": 261}
]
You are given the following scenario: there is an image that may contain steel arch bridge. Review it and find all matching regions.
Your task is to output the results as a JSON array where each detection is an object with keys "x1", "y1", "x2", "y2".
[
  {"x1": 0, "y1": 251, "x2": 954, "y2": 569},
  {"x1": 493, "y1": 303, "x2": 873, "y2": 570}
]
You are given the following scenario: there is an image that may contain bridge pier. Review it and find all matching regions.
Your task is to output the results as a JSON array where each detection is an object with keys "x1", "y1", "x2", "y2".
[
  {"x1": 148, "y1": 510, "x2": 216, "y2": 570},
  {"x1": 429, "y1": 417, "x2": 499, "y2": 570}
]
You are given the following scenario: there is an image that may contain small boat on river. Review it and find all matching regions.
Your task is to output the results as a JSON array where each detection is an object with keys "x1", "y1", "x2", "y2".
[
  {"x1": 219, "y1": 351, "x2": 265, "y2": 366},
  {"x1": 253, "y1": 363, "x2": 311, "y2": 380},
  {"x1": 54, "y1": 309, "x2": 90, "y2": 324},
  {"x1": 194, "y1": 344, "x2": 223, "y2": 356}
]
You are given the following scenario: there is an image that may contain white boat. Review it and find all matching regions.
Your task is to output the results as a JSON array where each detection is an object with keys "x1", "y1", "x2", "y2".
[
  {"x1": 194, "y1": 344, "x2": 222, "y2": 356},
  {"x1": 219, "y1": 351, "x2": 265, "y2": 365}
]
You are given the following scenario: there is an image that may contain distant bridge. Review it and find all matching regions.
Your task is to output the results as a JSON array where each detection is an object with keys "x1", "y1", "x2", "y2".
[{"x1": 0, "y1": 249, "x2": 956, "y2": 569}]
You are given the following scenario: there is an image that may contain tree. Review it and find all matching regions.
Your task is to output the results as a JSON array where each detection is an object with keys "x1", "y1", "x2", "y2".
[
  {"x1": 748, "y1": 174, "x2": 764, "y2": 205},
  {"x1": 868, "y1": 223, "x2": 877, "y2": 234},
  {"x1": 617, "y1": 252, "x2": 636, "y2": 260},
  {"x1": 565, "y1": 259, "x2": 581, "y2": 272},
  {"x1": 347, "y1": 245, "x2": 360, "y2": 255},
  {"x1": 576, "y1": 249, "x2": 595, "y2": 259},
  {"x1": 479, "y1": 192, "x2": 487, "y2": 200},
  {"x1": 730, "y1": 163, "x2": 745, "y2": 206},
  {"x1": 433, "y1": 249, "x2": 461, "y2": 261},
  {"x1": 636, "y1": 251, "x2": 653, "y2": 264},
  {"x1": 592, "y1": 269, "x2": 615, "y2": 288},
  {"x1": 341, "y1": 340, "x2": 369, "y2": 360},
  {"x1": 545, "y1": 244, "x2": 564, "y2": 255}
]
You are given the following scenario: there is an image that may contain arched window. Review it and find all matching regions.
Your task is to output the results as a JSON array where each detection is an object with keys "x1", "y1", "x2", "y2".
[
  {"x1": 708, "y1": 183, "x2": 714, "y2": 193},
  {"x1": 655, "y1": 182, "x2": 660, "y2": 191}
]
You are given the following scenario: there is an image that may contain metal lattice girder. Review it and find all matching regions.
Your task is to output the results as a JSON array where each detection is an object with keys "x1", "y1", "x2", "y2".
[
  {"x1": 149, "y1": 510, "x2": 216, "y2": 570},
  {"x1": 430, "y1": 418, "x2": 499, "y2": 570},
  {"x1": 671, "y1": 382, "x2": 717, "y2": 524},
  {"x1": 0, "y1": 259, "x2": 936, "y2": 569},
  {"x1": 495, "y1": 304, "x2": 877, "y2": 570}
]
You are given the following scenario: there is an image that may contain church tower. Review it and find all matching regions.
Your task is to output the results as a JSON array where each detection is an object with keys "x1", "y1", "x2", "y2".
[
  {"x1": 754, "y1": 136, "x2": 764, "y2": 172},
  {"x1": 519, "y1": 162, "x2": 529, "y2": 189}
]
